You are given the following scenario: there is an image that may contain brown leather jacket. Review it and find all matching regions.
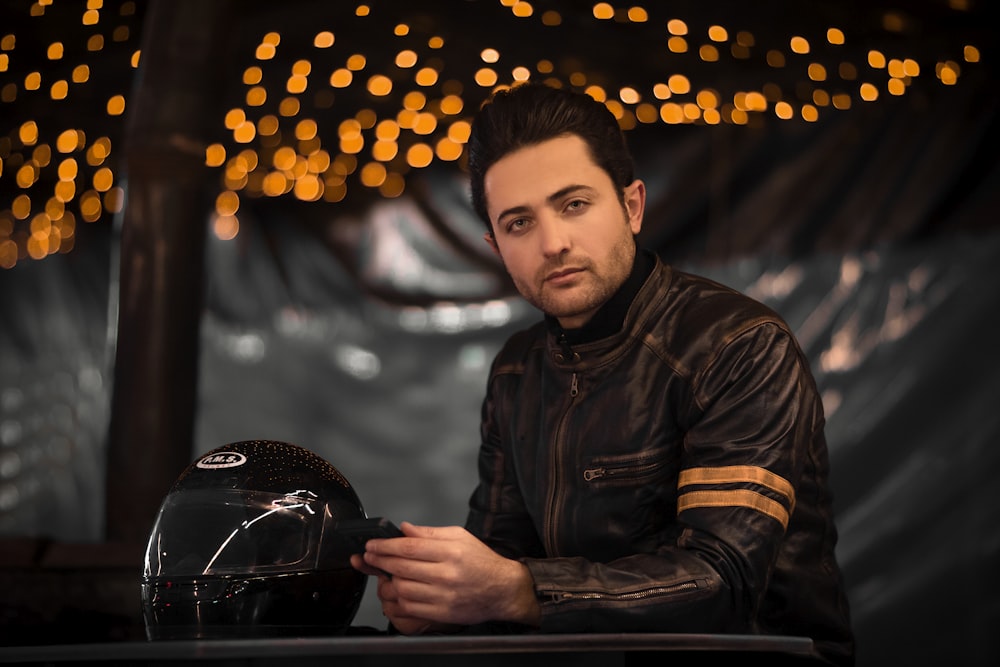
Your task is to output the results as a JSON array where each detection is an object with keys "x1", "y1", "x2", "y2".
[{"x1": 466, "y1": 254, "x2": 855, "y2": 666}]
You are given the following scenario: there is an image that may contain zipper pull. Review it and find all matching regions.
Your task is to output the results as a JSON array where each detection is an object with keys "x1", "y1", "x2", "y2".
[
  {"x1": 558, "y1": 333, "x2": 573, "y2": 357},
  {"x1": 583, "y1": 467, "x2": 606, "y2": 481},
  {"x1": 570, "y1": 372, "x2": 579, "y2": 398}
]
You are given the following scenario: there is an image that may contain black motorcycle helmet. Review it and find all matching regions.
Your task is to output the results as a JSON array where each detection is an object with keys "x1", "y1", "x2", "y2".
[{"x1": 141, "y1": 440, "x2": 367, "y2": 639}]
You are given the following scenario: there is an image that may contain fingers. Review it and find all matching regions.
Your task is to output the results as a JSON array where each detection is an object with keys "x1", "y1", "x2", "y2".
[
  {"x1": 397, "y1": 521, "x2": 480, "y2": 541},
  {"x1": 357, "y1": 523, "x2": 537, "y2": 630},
  {"x1": 365, "y1": 523, "x2": 469, "y2": 561},
  {"x1": 362, "y1": 525, "x2": 446, "y2": 573},
  {"x1": 350, "y1": 553, "x2": 385, "y2": 577},
  {"x1": 377, "y1": 577, "x2": 443, "y2": 630},
  {"x1": 362, "y1": 534, "x2": 459, "y2": 635},
  {"x1": 363, "y1": 548, "x2": 441, "y2": 584},
  {"x1": 399, "y1": 521, "x2": 449, "y2": 538},
  {"x1": 376, "y1": 574, "x2": 399, "y2": 603},
  {"x1": 361, "y1": 523, "x2": 480, "y2": 595},
  {"x1": 380, "y1": 573, "x2": 454, "y2": 625}
]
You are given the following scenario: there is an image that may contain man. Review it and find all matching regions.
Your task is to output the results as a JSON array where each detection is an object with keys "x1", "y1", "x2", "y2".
[{"x1": 352, "y1": 83, "x2": 855, "y2": 666}]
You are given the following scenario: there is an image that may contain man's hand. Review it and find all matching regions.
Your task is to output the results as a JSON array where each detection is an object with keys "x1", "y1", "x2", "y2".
[{"x1": 349, "y1": 521, "x2": 541, "y2": 634}]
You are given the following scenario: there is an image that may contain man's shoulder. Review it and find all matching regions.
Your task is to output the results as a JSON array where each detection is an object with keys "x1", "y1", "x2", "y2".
[
  {"x1": 491, "y1": 320, "x2": 547, "y2": 371},
  {"x1": 643, "y1": 266, "x2": 797, "y2": 369},
  {"x1": 661, "y1": 267, "x2": 788, "y2": 328}
]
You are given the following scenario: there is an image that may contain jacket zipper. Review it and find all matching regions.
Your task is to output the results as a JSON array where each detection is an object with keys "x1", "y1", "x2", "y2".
[
  {"x1": 583, "y1": 459, "x2": 661, "y2": 482},
  {"x1": 544, "y1": 365, "x2": 579, "y2": 555},
  {"x1": 542, "y1": 579, "x2": 703, "y2": 604}
]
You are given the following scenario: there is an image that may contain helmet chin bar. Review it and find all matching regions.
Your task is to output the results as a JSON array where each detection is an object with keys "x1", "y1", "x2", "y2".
[
  {"x1": 140, "y1": 440, "x2": 368, "y2": 640},
  {"x1": 141, "y1": 569, "x2": 366, "y2": 640}
]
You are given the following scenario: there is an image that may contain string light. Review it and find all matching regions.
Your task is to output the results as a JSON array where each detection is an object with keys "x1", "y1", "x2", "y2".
[{"x1": 0, "y1": 0, "x2": 986, "y2": 268}]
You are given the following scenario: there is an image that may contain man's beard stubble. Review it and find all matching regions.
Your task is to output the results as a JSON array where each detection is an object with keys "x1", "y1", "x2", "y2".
[{"x1": 506, "y1": 230, "x2": 636, "y2": 324}]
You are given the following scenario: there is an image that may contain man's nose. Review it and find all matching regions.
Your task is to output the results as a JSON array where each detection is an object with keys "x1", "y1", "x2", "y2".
[{"x1": 536, "y1": 216, "x2": 570, "y2": 257}]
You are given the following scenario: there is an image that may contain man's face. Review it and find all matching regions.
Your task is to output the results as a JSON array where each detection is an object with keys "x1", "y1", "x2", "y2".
[{"x1": 483, "y1": 134, "x2": 645, "y2": 329}]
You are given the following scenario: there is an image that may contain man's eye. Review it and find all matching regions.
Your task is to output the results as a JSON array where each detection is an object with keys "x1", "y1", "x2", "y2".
[
  {"x1": 507, "y1": 219, "x2": 528, "y2": 232},
  {"x1": 566, "y1": 200, "x2": 586, "y2": 212}
]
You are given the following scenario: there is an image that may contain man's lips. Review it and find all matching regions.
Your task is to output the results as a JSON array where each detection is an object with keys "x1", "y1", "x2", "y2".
[{"x1": 544, "y1": 267, "x2": 584, "y2": 284}]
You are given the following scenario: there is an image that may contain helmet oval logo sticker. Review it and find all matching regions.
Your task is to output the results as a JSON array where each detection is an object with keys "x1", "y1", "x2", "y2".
[{"x1": 196, "y1": 452, "x2": 247, "y2": 469}]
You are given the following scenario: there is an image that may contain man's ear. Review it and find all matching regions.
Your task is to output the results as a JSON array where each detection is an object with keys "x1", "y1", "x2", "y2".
[
  {"x1": 624, "y1": 179, "x2": 646, "y2": 236},
  {"x1": 483, "y1": 231, "x2": 500, "y2": 256}
]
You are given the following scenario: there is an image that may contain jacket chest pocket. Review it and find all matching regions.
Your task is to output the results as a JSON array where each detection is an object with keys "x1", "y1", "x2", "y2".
[
  {"x1": 573, "y1": 445, "x2": 678, "y2": 558},
  {"x1": 581, "y1": 445, "x2": 674, "y2": 487}
]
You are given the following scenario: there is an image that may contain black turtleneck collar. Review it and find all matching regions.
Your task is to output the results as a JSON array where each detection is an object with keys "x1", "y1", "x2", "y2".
[{"x1": 546, "y1": 247, "x2": 656, "y2": 346}]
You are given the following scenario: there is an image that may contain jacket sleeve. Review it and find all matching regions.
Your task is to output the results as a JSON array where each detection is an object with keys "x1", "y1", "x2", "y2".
[
  {"x1": 465, "y1": 333, "x2": 547, "y2": 561},
  {"x1": 498, "y1": 321, "x2": 819, "y2": 634}
]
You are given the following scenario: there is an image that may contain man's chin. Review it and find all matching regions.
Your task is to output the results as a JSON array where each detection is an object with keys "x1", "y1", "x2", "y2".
[{"x1": 538, "y1": 299, "x2": 597, "y2": 326}]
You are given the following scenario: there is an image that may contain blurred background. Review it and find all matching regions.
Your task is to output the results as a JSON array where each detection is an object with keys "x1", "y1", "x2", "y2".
[{"x1": 0, "y1": 0, "x2": 997, "y2": 664}]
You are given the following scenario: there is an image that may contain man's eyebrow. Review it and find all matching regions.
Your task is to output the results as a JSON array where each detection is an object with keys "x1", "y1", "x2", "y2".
[
  {"x1": 547, "y1": 184, "x2": 592, "y2": 204},
  {"x1": 495, "y1": 184, "x2": 594, "y2": 223}
]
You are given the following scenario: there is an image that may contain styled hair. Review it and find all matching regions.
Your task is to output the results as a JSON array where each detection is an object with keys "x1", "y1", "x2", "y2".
[{"x1": 466, "y1": 83, "x2": 636, "y2": 230}]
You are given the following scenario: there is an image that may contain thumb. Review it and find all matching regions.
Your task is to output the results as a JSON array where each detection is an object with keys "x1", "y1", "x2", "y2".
[
  {"x1": 400, "y1": 522, "x2": 468, "y2": 540},
  {"x1": 399, "y1": 521, "x2": 435, "y2": 537}
]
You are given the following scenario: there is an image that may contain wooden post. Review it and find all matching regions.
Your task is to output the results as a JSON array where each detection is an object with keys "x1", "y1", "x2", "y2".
[{"x1": 105, "y1": 0, "x2": 236, "y2": 543}]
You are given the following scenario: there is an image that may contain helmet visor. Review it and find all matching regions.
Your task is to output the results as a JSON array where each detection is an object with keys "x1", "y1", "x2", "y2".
[{"x1": 144, "y1": 489, "x2": 327, "y2": 577}]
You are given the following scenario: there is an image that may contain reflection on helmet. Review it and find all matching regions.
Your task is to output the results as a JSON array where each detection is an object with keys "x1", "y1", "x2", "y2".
[{"x1": 141, "y1": 440, "x2": 368, "y2": 640}]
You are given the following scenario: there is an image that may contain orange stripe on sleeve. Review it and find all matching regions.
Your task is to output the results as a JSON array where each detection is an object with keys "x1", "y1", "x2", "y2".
[
  {"x1": 679, "y1": 465, "x2": 795, "y2": 508},
  {"x1": 677, "y1": 488, "x2": 790, "y2": 529}
]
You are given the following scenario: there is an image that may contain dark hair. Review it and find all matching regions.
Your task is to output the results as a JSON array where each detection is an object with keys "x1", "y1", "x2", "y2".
[{"x1": 466, "y1": 83, "x2": 636, "y2": 230}]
